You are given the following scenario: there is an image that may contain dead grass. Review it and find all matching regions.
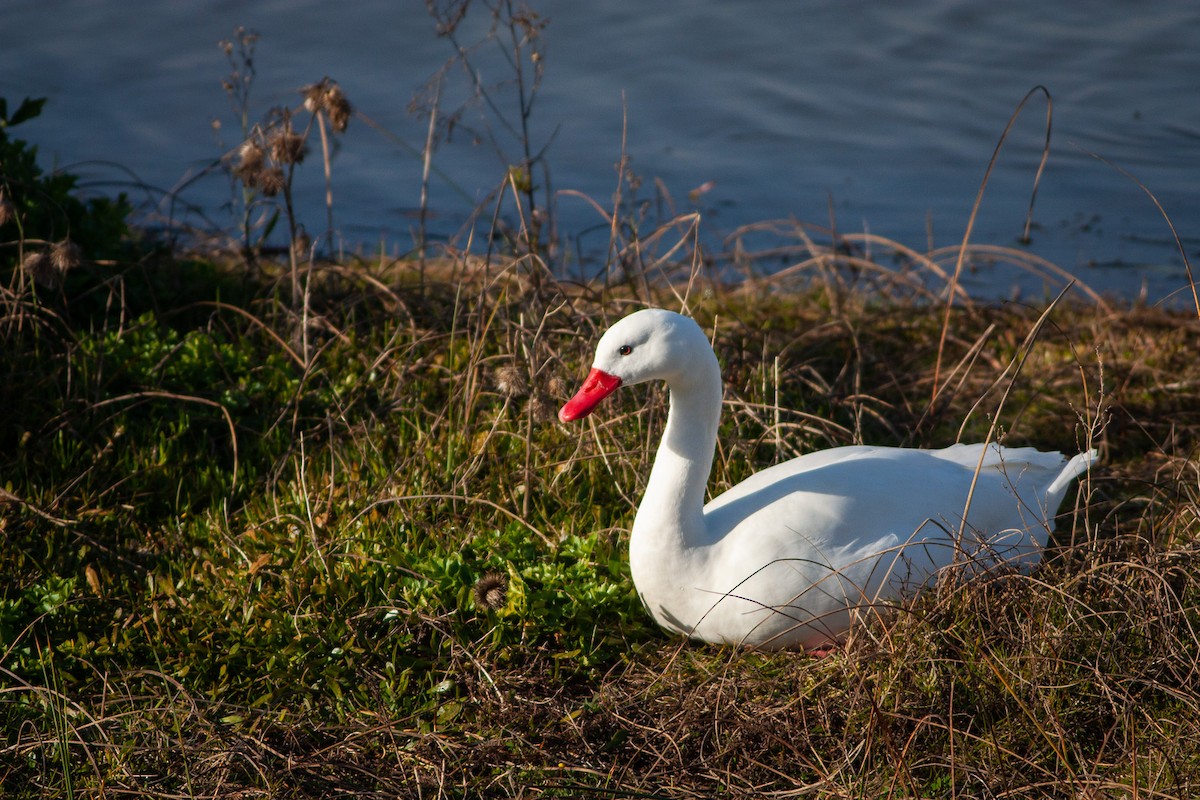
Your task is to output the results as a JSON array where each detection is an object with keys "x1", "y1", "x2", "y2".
[
  {"x1": 6, "y1": 9, "x2": 1199, "y2": 792},
  {"x1": 3, "y1": 209, "x2": 1200, "y2": 798},
  {"x1": 2, "y1": 109, "x2": 1200, "y2": 796}
]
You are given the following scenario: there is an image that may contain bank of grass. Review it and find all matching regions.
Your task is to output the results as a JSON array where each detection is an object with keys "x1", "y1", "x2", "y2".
[{"x1": 2, "y1": 240, "x2": 1199, "y2": 798}]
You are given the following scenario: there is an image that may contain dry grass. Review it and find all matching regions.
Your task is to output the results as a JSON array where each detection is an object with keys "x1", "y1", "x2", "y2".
[
  {"x1": 2, "y1": 222, "x2": 1200, "y2": 798},
  {"x1": 6, "y1": 8, "x2": 1199, "y2": 791}
]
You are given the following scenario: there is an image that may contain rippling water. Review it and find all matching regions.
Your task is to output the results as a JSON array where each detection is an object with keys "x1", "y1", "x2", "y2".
[{"x1": 3, "y1": 0, "x2": 1198, "y2": 303}]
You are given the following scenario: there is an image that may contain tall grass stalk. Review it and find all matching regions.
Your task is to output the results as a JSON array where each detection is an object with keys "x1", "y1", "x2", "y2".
[{"x1": 39, "y1": 644, "x2": 75, "y2": 800}]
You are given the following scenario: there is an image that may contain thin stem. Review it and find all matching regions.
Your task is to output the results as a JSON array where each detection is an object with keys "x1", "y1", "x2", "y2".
[{"x1": 419, "y1": 74, "x2": 443, "y2": 286}]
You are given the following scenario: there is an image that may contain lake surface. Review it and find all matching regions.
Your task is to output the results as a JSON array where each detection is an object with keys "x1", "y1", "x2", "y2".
[{"x1": 3, "y1": 0, "x2": 1199, "y2": 304}]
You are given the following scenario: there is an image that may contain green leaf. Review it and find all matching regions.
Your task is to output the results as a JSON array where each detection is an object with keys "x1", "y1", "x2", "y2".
[
  {"x1": 4, "y1": 96, "x2": 46, "y2": 128},
  {"x1": 12, "y1": 97, "x2": 47, "y2": 126},
  {"x1": 436, "y1": 700, "x2": 463, "y2": 726}
]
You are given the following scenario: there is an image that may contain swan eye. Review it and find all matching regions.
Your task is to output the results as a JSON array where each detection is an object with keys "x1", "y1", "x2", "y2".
[{"x1": 618, "y1": 345, "x2": 633, "y2": 356}]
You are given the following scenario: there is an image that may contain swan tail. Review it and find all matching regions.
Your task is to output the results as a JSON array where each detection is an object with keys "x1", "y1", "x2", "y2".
[
  {"x1": 1047, "y1": 448, "x2": 1098, "y2": 497},
  {"x1": 936, "y1": 443, "x2": 1097, "y2": 496}
]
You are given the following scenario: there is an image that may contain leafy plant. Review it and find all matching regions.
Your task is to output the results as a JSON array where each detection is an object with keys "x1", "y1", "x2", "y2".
[
  {"x1": 0, "y1": 96, "x2": 131, "y2": 275},
  {"x1": 0, "y1": 10, "x2": 1198, "y2": 795}
]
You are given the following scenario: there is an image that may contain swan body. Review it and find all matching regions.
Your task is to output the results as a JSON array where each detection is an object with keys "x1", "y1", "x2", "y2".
[{"x1": 559, "y1": 308, "x2": 1096, "y2": 650}]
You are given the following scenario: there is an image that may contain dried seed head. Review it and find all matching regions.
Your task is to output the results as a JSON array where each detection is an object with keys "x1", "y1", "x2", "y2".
[
  {"x1": 257, "y1": 167, "x2": 286, "y2": 197},
  {"x1": 235, "y1": 139, "x2": 264, "y2": 175},
  {"x1": 235, "y1": 169, "x2": 259, "y2": 190},
  {"x1": 22, "y1": 251, "x2": 58, "y2": 289},
  {"x1": 269, "y1": 129, "x2": 307, "y2": 165},
  {"x1": 301, "y1": 82, "x2": 325, "y2": 114},
  {"x1": 526, "y1": 394, "x2": 552, "y2": 422},
  {"x1": 546, "y1": 375, "x2": 566, "y2": 398},
  {"x1": 494, "y1": 364, "x2": 528, "y2": 397},
  {"x1": 473, "y1": 571, "x2": 508, "y2": 611},
  {"x1": 51, "y1": 239, "x2": 83, "y2": 273},
  {"x1": 325, "y1": 83, "x2": 352, "y2": 132},
  {"x1": 301, "y1": 79, "x2": 352, "y2": 132},
  {"x1": 0, "y1": 191, "x2": 15, "y2": 227}
]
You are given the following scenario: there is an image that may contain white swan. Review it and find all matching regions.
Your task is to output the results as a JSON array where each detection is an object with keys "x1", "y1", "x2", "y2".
[{"x1": 559, "y1": 308, "x2": 1096, "y2": 651}]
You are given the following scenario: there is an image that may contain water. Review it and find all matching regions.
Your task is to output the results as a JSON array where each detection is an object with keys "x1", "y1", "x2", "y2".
[{"x1": 3, "y1": 0, "x2": 1199, "y2": 304}]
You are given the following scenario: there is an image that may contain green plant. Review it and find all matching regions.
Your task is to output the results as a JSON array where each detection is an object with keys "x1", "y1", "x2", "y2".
[
  {"x1": 1, "y1": 13, "x2": 1198, "y2": 795},
  {"x1": 0, "y1": 96, "x2": 130, "y2": 281}
]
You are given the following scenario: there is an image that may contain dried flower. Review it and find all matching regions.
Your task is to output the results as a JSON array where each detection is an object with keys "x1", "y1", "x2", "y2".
[
  {"x1": 0, "y1": 191, "x2": 15, "y2": 227},
  {"x1": 302, "y1": 78, "x2": 352, "y2": 133},
  {"x1": 324, "y1": 83, "x2": 352, "y2": 132},
  {"x1": 257, "y1": 167, "x2": 286, "y2": 197},
  {"x1": 235, "y1": 139, "x2": 264, "y2": 175},
  {"x1": 526, "y1": 394, "x2": 552, "y2": 422},
  {"x1": 51, "y1": 239, "x2": 83, "y2": 273},
  {"x1": 301, "y1": 82, "x2": 325, "y2": 114},
  {"x1": 473, "y1": 571, "x2": 508, "y2": 611},
  {"x1": 494, "y1": 364, "x2": 528, "y2": 397},
  {"x1": 21, "y1": 251, "x2": 58, "y2": 289},
  {"x1": 269, "y1": 129, "x2": 307, "y2": 165}
]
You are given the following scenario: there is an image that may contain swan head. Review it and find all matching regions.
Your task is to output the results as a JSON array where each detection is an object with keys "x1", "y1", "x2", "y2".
[{"x1": 559, "y1": 308, "x2": 713, "y2": 422}]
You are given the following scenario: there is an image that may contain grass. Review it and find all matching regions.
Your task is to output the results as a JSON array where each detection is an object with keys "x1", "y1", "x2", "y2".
[
  {"x1": 2, "y1": 6, "x2": 1199, "y2": 792},
  {"x1": 1, "y1": 225, "x2": 1199, "y2": 797}
]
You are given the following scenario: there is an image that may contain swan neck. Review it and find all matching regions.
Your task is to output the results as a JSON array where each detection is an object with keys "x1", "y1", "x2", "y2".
[{"x1": 636, "y1": 365, "x2": 723, "y2": 544}]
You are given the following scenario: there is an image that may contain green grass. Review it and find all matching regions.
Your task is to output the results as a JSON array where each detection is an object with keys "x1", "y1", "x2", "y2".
[
  {"x1": 1, "y1": 239, "x2": 1199, "y2": 797},
  {"x1": 3, "y1": 64, "x2": 1200, "y2": 798}
]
